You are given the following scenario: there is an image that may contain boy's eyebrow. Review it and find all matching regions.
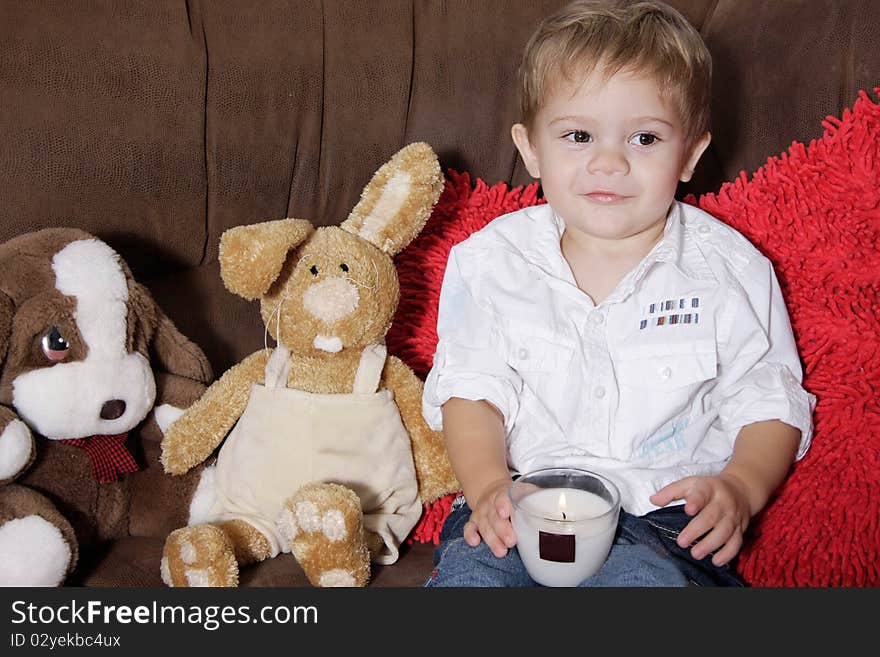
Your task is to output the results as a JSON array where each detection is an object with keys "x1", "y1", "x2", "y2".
[
  {"x1": 548, "y1": 115, "x2": 591, "y2": 126},
  {"x1": 631, "y1": 116, "x2": 676, "y2": 128},
  {"x1": 547, "y1": 115, "x2": 677, "y2": 128},
  {"x1": 547, "y1": 115, "x2": 605, "y2": 128}
]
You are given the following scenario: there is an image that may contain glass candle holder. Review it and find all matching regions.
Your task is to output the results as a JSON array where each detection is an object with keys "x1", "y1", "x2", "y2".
[{"x1": 509, "y1": 467, "x2": 620, "y2": 587}]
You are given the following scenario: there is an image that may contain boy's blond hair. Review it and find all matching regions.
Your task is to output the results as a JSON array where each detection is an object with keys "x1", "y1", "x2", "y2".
[{"x1": 518, "y1": 0, "x2": 711, "y2": 145}]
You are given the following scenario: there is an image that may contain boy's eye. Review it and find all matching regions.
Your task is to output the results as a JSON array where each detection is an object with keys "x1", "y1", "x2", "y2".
[
  {"x1": 565, "y1": 131, "x2": 592, "y2": 143},
  {"x1": 630, "y1": 133, "x2": 657, "y2": 146}
]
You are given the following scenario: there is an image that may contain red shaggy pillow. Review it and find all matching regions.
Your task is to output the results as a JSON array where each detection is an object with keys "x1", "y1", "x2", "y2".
[{"x1": 396, "y1": 90, "x2": 879, "y2": 585}]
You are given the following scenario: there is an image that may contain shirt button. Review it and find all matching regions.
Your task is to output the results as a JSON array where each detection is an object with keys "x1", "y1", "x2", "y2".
[
  {"x1": 594, "y1": 386, "x2": 606, "y2": 399},
  {"x1": 659, "y1": 366, "x2": 672, "y2": 380},
  {"x1": 698, "y1": 224, "x2": 711, "y2": 235},
  {"x1": 590, "y1": 311, "x2": 604, "y2": 325},
  {"x1": 518, "y1": 348, "x2": 529, "y2": 360}
]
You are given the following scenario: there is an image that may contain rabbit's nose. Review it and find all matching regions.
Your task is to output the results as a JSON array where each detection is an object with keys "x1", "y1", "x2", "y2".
[{"x1": 302, "y1": 277, "x2": 360, "y2": 323}]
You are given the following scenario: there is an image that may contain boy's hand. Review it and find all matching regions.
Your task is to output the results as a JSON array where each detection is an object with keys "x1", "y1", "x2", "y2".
[
  {"x1": 464, "y1": 477, "x2": 518, "y2": 558},
  {"x1": 649, "y1": 473, "x2": 751, "y2": 566}
]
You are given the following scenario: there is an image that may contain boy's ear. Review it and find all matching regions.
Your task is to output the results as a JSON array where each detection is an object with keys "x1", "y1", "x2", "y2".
[
  {"x1": 512, "y1": 123, "x2": 541, "y2": 179},
  {"x1": 680, "y1": 132, "x2": 712, "y2": 183}
]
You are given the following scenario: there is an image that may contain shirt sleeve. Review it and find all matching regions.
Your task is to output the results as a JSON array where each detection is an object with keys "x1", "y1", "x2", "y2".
[
  {"x1": 714, "y1": 257, "x2": 816, "y2": 459},
  {"x1": 421, "y1": 246, "x2": 523, "y2": 433}
]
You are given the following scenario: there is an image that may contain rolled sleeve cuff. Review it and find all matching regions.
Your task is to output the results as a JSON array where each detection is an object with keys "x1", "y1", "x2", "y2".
[
  {"x1": 720, "y1": 363, "x2": 816, "y2": 460},
  {"x1": 422, "y1": 371, "x2": 520, "y2": 435}
]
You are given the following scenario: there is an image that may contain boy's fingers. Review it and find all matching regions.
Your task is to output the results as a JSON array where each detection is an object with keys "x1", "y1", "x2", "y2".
[
  {"x1": 711, "y1": 531, "x2": 743, "y2": 566},
  {"x1": 492, "y1": 493, "x2": 517, "y2": 547},
  {"x1": 463, "y1": 520, "x2": 481, "y2": 547},
  {"x1": 495, "y1": 494, "x2": 512, "y2": 519},
  {"x1": 483, "y1": 528, "x2": 509, "y2": 558},
  {"x1": 689, "y1": 520, "x2": 732, "y2": 560},
  {"x1": 676, "y1": 507, "x2": 716, "y2": 548},
  {"x1": 649, "y1": 478, "x2": 691, "y2": 507},
  {"x1": 467, "y1": 513, "x2": 509, "y2": 558},
  {"x1": 493, "y1": 513, "x2": 517, "y2": 548},
  {"x1": 683, "y1": 488, "x2": 709, "y2": 516}
]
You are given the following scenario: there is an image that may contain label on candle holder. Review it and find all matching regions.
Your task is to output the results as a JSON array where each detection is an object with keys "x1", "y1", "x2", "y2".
[{"x1": 539, "y1": 531, "x2": 575, "y2": 562}]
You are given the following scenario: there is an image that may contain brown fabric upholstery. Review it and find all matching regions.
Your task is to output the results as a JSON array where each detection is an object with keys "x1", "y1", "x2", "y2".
[
  {"x1": 2, "y1": 1, "x2": 877, "y2": 587},
  {"x1": 76, "y1": 537, "x2": 435, "y2": 588}
]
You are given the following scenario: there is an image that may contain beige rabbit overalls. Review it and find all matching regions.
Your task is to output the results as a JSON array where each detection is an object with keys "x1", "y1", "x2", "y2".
[{"x1": 206, "y1": 342, "x2": 421, "y2": 563}]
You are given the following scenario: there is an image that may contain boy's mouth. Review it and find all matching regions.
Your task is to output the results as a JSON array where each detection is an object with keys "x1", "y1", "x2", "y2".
[{"x1": 583, "y1": 190, "x2": 629, "y2": 204}]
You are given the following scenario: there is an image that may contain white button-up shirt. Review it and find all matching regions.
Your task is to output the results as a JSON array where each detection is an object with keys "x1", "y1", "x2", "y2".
[{"x1": 422, "y1": 201, "x2": 815, "y2": 516}]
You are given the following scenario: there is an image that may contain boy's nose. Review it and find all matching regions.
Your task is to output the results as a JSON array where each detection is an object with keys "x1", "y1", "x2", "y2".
[{"x1": 587, "y1": 147, "x2": 629, "y2": 175}]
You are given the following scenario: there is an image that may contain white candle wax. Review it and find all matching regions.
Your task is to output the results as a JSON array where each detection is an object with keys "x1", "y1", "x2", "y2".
[{"x1": 513, "y1": 487, "x2": 617, "y2": 587}]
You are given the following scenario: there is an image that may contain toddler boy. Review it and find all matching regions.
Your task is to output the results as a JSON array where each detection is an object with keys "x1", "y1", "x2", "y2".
[{"x1": 422, "y1": 0, "x2": 814, "y2": 586}]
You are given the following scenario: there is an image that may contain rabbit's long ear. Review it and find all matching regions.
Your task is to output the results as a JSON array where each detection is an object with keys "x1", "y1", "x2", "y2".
[
  {"x1": 219, "y1": 218, "x2": 314, "y2": 300},
  {"x1": 341, "y1": 142, "x2": 444, "y2": 256}
]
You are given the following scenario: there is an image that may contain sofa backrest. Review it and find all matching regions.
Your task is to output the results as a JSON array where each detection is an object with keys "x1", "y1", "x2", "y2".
[{"x1": 2, "y1": 0, "x2": 878, "y2": 371}]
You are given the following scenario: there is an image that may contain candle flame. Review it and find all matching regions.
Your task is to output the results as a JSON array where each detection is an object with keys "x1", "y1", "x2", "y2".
[{"x1": 558, "y1": 491, "x2": 568, "y2": 519}]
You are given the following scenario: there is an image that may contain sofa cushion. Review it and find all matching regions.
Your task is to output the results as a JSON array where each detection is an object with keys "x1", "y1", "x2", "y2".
[{"x1": 75, "y1": 536, "x2": 436, "y2": 587}]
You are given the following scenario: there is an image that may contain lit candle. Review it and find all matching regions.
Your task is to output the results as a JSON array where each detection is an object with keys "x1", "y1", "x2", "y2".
[{"x1": 512, "y1": 484, "x2": 618, "y2": 587}]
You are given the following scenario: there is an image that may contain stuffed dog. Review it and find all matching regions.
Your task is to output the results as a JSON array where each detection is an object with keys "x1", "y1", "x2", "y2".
[
  {"x1": 0, "y1": 228, "x2": 212, "y2": 585},
  {"x1": 160, "y1": 142, "x2": 459, "y2": 587}
]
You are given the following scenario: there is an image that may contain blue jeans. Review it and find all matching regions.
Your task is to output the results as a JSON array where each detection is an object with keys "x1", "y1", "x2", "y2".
[{"x1": 424, "y1": 497, "x2": 744, "y2": 587}]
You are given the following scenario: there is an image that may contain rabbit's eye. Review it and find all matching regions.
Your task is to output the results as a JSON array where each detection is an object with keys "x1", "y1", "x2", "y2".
[
  {"x1": 339, "y1": 263, "x2": 349, "y2": 273},
  {"x1": 309, "y1": 265, "x2": 319, "y2": 276}
]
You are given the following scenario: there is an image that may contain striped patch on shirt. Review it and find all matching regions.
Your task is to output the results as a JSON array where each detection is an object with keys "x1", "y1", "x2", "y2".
[{"x1": 640, "y1": 297, "x2": 700, "y2": 330}]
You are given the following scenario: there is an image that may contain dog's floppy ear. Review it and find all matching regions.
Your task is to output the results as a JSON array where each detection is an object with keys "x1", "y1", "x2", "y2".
[
  {"x1": 219, "y1": 218, "x2": 314, "y2": 300},
  {"x1": 129, "y1": 282, "x2": 212, "y2": 384},
  {"x1": 0, "y1": 290, "x2": 11, "y2": 369}
]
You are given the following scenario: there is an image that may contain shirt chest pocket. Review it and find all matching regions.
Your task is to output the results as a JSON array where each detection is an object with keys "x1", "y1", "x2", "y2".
[
  {"x1": 503, "y1": 331, "x2": 575, "y2": 373},
  {"x1": 615, "y1": 341, "x2": 717, "y2": 390}
]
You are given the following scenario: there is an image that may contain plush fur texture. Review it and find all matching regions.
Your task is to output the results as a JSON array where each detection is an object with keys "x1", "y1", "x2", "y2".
[
  {"x1": 161, "y1": 143, "x2": 460, "y2": 588},
  {"x1": 0, "y1": 484, "x2": 75, "y2": 586},
  {"x1": 0, "y1": 228, "x2": 212, "y2": 586},
  {"x1": 390, "y1": 90, "x2": 880, "y2": 585},
  {"x1": 282, "y1": 483, "x2": 371, "y2": 587}
]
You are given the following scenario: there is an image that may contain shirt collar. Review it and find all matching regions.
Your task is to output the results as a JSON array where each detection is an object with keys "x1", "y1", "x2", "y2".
[
  {"x1": 652, "y1": 202, "x2": 716, "y2": 277},
  {"x1": 518, "y1": 205, "x2": 574, "y2": 282},
  {"x1": 609, "y1": 202, "x2": 717, "y2": 304},
  {"x1": 523, "y1": 201, "x2": 716, "y2": 303}
]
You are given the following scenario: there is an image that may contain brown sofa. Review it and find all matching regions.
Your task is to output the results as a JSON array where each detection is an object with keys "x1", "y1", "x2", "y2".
[{"x1": 2, "y1": 1, "x2": 878, "y2": 587}]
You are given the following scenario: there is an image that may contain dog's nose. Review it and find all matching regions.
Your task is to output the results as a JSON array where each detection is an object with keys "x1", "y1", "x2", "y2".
[{"x1": 100, "y1": 399, "x2": 127, "y2": 420}]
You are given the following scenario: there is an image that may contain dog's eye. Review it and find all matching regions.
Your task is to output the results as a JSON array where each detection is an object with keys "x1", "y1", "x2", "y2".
[
  {"x1": 339, "y1": 263, "x2": 349, "y2": 273},
  {"x1": 41, "y1": 326, "x2": 70, "y2": 362},
  {"x1": 309, "y1": 265, "x2": 319, "y2": 276}
]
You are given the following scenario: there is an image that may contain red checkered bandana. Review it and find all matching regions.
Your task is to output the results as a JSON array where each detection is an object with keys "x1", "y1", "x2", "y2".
[{"x1": 58, "y1": 433, "x2": 140, "y2": 483}]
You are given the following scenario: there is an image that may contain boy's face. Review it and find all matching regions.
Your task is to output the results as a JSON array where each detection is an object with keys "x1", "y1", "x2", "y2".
[{"x1": 512, "y1": 67, "x2": 710, "y2": 246}]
